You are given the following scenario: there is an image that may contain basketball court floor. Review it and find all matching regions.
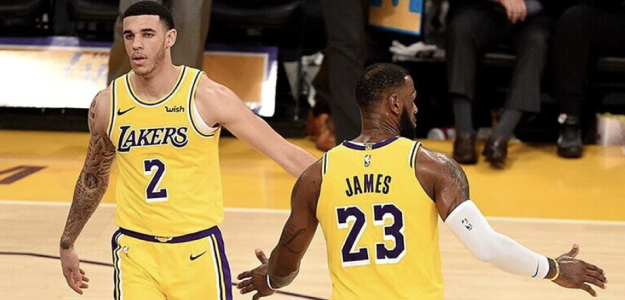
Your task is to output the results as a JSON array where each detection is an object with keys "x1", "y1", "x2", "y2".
[{"x1": 1, "y1": 129, "x2": 624, "y2": 299}]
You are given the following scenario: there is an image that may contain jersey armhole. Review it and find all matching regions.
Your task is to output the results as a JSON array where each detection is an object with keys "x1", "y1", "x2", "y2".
[
  {"x1": 321, "y1": 152, "x2": 329, "y2": 178},
  {"x1": 411, "y1": 141, "x2": 436, "y2": 203},
  {"x1": 409, "y1": 141, "x2": 421, "y2": 169},
  {"x1": 188, "y1": 71, "x2": 219, "y2": 138},
  {"x1": 106, "y1": 80, "x2": 117, "y2": 139}
]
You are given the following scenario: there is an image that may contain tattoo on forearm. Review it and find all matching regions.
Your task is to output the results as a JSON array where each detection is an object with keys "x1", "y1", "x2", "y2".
[
  {"x1": 278, "y1": 222, "x2": 307, "y2": 254},
  {"x1": 443, "y1": 158, "x2": 469, "y2": 218},
  {"x1": 310, "y1": 179, "x2": 321, "y2": 213},
  {"x1": 60, "y1": 96, "x2": 116, "y2": 249}
]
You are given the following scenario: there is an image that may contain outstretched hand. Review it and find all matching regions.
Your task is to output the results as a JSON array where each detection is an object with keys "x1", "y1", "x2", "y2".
[
  {"x1": 237, "y1": 248, "x2": 276, "y2": 300},
  {"x1": 553, "y1": 244, "x2": 608, "y2": 297}
]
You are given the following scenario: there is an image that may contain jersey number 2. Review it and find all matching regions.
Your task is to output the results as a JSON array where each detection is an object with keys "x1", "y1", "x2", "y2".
[
  {"x1": 336, "y1": 204, "x2": 406, "y2": 267},
  {"x1": 143, "y1": 159, "x2": 168, "y2": 202}
]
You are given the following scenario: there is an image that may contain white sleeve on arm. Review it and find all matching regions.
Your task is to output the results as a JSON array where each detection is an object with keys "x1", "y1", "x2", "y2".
[{"x1": 444, "y1": 200, "x2": 549, "y2": 279}]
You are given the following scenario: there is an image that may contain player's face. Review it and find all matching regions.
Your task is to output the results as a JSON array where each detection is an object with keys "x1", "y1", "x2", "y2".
[
  {"x1": 398, "y1": 76, "x2": 418, "y2": 139},
  {"x1": 122, "y1": 15, "x2": 174, "y2": 77}
]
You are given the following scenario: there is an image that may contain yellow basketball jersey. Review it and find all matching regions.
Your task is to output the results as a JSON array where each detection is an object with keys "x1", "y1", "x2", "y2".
[
  {"x1": 317, "y1": 137, "x2": 443, "y2": 300},
  {"x1": 107, "y1": 66, "x2": 223, "y2": 237}
]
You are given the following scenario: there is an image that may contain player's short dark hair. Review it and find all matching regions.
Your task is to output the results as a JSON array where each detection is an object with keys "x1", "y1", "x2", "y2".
[
  {"x1": 355, "y1": 63, "x2": 410, "y2": 108},
  {"x1": 123, "y1": 1, "x2": 175, "y2": 30}
]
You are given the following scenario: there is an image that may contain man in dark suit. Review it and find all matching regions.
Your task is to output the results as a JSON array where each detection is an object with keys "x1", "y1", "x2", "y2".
[
  {"x1": 554, "y1": 0, "x2": 625, "y2": 158},
  {"x1": 447, "y1": 0, "x2": 558, "y2": 168}
]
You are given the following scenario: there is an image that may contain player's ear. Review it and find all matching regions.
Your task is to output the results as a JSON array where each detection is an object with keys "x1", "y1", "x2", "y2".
[
  {"x1": 165, "y1": 28, "x2": 177, "y2": 49},
  {"x1": 388, "y1": 94, "x2": 401, "y2": 115}
]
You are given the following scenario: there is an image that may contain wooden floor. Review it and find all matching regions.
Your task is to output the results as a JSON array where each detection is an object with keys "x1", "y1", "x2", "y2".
[{"x1": 1, "y1": 129, "x2": 624, "y2": 299}]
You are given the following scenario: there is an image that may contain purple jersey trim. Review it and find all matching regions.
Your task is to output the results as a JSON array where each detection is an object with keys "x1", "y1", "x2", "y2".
[
  {"x1": 341, "y1": 136, "x2": 399, "y2": 150},
  {"x1": 119, "y1": 226, "x2": 220, "y2": 243}
]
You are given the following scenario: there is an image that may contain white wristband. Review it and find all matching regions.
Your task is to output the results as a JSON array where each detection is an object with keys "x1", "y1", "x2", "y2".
[{"x1": 266, "y1": 274, "x2": 279, "y2": 291}]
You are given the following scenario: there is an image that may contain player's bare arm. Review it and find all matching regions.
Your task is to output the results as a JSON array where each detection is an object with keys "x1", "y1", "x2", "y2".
[
  {"x1": 415, "y1": 145, "x2": 607, "y2": 296},
  {"x1": 59, "y1": 87, "x2": 116, "y2": 294},
  {"x1": 236, "y1": 160, "x2": 322, "y2": 299},
  {"x1": 194, "y1": 75, "x2": 317, "y2": 177},
  {"x1": 414, "y1": 146, "x2": 469, "y2": 221}
]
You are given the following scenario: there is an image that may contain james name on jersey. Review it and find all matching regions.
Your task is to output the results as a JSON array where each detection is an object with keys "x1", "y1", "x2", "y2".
[{"x1": 345, "y1": 173, "x2": 392, "y2": 197}]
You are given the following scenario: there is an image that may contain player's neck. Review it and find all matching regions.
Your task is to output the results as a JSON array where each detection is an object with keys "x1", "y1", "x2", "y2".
[
  {"x1": 354, "y1": 113, "x2": 400, "y2": 143},
  {"x1": 131, "y1": 63, "x2": 180, "y2": 102}
]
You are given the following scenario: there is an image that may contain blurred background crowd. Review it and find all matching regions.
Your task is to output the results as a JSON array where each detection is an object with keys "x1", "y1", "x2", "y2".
[{"x1": 0, "y1": 0, "x2": 624, "y2": 168}]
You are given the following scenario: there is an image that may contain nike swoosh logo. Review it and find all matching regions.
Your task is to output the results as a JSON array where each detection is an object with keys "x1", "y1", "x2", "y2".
[
  {"x1": 190, "y1": 251, "x2": 207, "y2": 261},
  {"x1": 117, "y1": 107, "x2": 135, "y2": 116}
]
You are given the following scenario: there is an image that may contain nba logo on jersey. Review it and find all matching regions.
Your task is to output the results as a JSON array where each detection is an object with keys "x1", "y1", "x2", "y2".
[{"x1": 364, "y1": 154, "x2": 371, "y2": 167}]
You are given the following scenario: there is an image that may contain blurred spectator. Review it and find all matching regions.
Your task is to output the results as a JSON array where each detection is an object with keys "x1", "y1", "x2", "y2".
[
  {"x1": 108, "y1": 0, "x2": 211, "y2": 82},
  {"x1": 447, "y1": 0, "x2": 554, "y2": 168},
  {"x1": 309, "y1": 0, "x2": 369, "y2": 150},
  {"x1": 554, "y1": 0, "x2": 625, "y2": 158},
  {"x1": 306, "y1": 61, "x2": 338, "y2": 151}
]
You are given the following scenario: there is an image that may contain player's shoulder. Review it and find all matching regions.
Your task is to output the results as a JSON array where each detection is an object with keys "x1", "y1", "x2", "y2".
[
  {"x1": 92, "y1": 85, "x2": 112, "y2": 113},
  {"x1": 194, "y1": 73, "x2": 236, "y2": 104},
  {"x1": 88, "y1": 85, "x2": 113, "y2": 132},
  {"x1": 301, "y1": 159, "x2": 323, "y2": 181},
  {"x1": 95, "y1": 85, "x2": 111, "y2": 103},
  {"x1": 415, "y1": 144, "x2": 464, "y2": 179}
]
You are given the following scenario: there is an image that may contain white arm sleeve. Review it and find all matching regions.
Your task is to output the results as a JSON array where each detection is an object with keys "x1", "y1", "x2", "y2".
[{"x1": 444, "y1": 200, "x2": 549, "y2": 279}]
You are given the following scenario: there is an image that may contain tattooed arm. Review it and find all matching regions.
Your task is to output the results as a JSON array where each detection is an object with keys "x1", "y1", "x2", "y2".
[
  {"x1": 237, "y1": 160, "x2": 322, "y2": 298},
  {"x1": 60, "y1": 88, "x2": 116, "y2": 294},
  {"x1": 267, "y1": 160, "x2": 321, "y2": 287},
  {"x1": 414, "y1": 146, "x2": 469, "y2": 220},
  {"x1": 414, "y1": 146, "x2": 608, "y2": 296}
]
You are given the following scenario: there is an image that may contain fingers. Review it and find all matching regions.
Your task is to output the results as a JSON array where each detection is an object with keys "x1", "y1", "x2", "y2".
[
  {"x1": 239, "y1": 283, "x2": 257, "y2": 295},
  {"x1": 505, "y1": 4, "x2": 514, "y2": 23},
  {"x1": 585, "y1": 274, "x2": 607, "y2": 290},
  {"x1": 237, "y1": 270, "x2": 252, "y2": 280},
  {"x1": 255, "y1": 248, "x2": 268, "y2": 264},
  {"x1": 581, "y1": 283, "x2": 597, "y2": 297},
  {"x1": 512, "y1": 9, "x2": 522, "y2": 23},
  {"x1": 511, "y1": 3, "x2": 521, "y2": 23},
  {"x1": 586, "y1": 270, "x2": 608, "y2": 288},
  {"x1": 567, "y1": 244, "x2": 580, "y2": 258},
  {"x1": 518, "y1": 1, "x2": 527, "y2": 22},
  {"x1": 80, "y1": 268, "x2": 90, "y2": 283},
  {"x1": 585, "y1": 263, "x2": 605, "y2": 276},
  {"x1": 236, "y1": 278, "x2": 252, "y2": 290},
  {"x1": 69, "y1": 283, "x2": 84, "y2": 295},
  {"x1": 64, "y1": 271, "x2": 84, "y2": 295}
]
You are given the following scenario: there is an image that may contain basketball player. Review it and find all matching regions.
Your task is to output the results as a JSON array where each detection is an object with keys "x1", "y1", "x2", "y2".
[
  {"x1": 58, "y1": 2, "x2": 316, "y2": 299},
  {"x1": 236, "y1": 63, "x2": 608, "y2": 300}
]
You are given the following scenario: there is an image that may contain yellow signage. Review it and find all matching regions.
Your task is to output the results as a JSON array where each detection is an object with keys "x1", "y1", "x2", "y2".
[{"x1": 369, "y1": 0, "x2": 423, "y2": 36}]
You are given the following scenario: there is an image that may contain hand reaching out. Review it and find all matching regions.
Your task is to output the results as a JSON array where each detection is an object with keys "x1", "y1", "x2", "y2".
[
  {"x1": 553, "y1": 244, "x2": 608, "y2": 297},
  {"x1": 237, "y1": 248, "x2": 276, "y2": 300}
]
